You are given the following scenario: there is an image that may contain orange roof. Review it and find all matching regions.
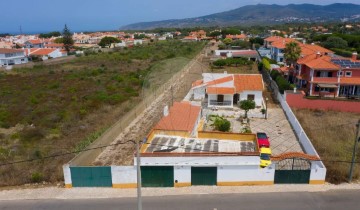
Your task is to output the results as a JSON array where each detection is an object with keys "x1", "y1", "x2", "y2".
[
  {"x1": 207, "y1": 87, "x2": 235, "y2": 94},
  {"x1": 271, "y1": 152, "x2": 320, "y2": 161},
  {"x1": 154, "y1": 102, "x2": 201, "y2": 132},
  {"x1": 340, "y1": 77, "x2": 360, "y2": 85},
  {"x1": 226, "y1": 34, "x2": 247, "y2": 39},
  {"x1": 192, "y1": 79, "x2": 203, "y2": 87},
  {"x1": 300, "y1": 44, "x2": 332, "y2": 55},
  {"x1": 26, "y1": 48, "x2": 57, "y2": 56},
  {"x1": 28, "y1": 39, "x2": 42, "y2": 44},
  {"x1": 304, "y1": 55, "x2": 340, "y2": 70},
  {"x1": 0, "y1": 48, "x2": 23, "y2": 54},
  {"x1": 271, "y1": 39, "x2": 299, "y2": 49},
  {"x1": 206, "y1": 76, "x2": 233, "y2": 86},
  {"x1": 45, "y1": 43, "x2": 64, "y2": 48},
  {"x1": 234, "y1": 74, "x2": 264, "y2": 92}
]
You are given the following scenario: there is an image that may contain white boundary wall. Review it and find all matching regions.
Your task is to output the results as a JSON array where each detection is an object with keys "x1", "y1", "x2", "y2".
[
  {"x1": 277, "y1": 92, "x2": 326, "y2": 181},
  {"x1": 111, "y1": 166, "x2": 137, "y2": 186},
  {"x1": 62, "y1": 164, "x2": 72, "y2": 188}
]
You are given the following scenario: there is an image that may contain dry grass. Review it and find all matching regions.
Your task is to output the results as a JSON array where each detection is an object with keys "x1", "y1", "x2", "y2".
[
  {"x1": 293, "y1": 109, "x2": 360, "y2": 183},
  {"x1": 210, "y1": 63, "x2": 258, "y2": 74}
]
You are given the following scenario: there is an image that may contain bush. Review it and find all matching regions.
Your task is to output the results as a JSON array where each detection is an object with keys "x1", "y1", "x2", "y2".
[
  {"x1": 270, "y1": 70, "x2": 280, "y2": 80},
  {"x1": 213, "y1": 59, "x2": 227, "y2": 67},
  {"x1": 20, "y1": 127, "x2": 45, "y2": 142},
  {"x1": 214, "y1": 117, "x2": 231, "y2": 132},
  {"x1": 31, "y1": 172, "x2": 43, "y2": 183},
  {"x1": 262, "y1": 58, "x2": 271, "y2": 71},
  {"x1": 276, "y1": 76, "x2": 291, "y2": 94}
]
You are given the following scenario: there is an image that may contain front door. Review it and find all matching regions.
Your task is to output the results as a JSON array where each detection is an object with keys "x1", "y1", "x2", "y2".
[{"x1": 217, "y1": 95, "x2": 224, "y2": 103}]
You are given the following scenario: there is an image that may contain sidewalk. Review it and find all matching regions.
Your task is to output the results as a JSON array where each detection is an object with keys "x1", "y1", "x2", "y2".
[{"x1": 1, "y1": 183, "x2": 360, "y2": 201}]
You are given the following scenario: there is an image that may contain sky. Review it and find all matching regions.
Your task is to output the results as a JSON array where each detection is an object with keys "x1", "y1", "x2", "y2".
[{"x1": 1, "y1": 0, "x2": 359, "y2": 34}]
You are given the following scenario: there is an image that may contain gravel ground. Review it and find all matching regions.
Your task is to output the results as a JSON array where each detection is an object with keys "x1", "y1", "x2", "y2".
[{"x1": 1, "y1": 183, "x2": 360, "y2": 201}]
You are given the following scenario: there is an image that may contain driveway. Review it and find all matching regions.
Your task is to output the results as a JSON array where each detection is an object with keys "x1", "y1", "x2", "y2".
[{"x1": 250, "y1": 106, "x2": 303, "y2": 155}]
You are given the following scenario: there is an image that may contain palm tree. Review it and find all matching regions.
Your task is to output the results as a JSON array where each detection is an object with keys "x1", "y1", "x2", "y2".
[{"x1": 284, "y1": 41, "x2": 301, "y2": 66}]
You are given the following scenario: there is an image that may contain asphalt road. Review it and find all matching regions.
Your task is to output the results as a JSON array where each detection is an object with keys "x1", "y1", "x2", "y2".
[{"x1": 0, "y1": 190, "x2": 359, "y2": 210}]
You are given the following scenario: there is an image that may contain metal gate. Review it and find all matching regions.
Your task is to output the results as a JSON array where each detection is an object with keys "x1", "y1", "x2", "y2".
[
  {"x1": 141, "y1": 166, "x2": 174, "y2": 187},
  {"x1": 274, "y1": 158, "x2": 311, "y2": 184},
  {"x1": 70, "y1": 166, "x2": 112, "y2": 187},
  {"x1": 191, "y1": 167, "x2": 217, "y2": 186}
]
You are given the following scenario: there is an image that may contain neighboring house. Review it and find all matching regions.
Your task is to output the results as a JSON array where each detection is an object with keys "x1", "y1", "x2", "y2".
[
  {"x1": 154, "y1": 102, "x2": 201, "y2": 137},
  {"x1": 0, "y1": 48, "x2": 28, "y2": 66},
  {"x1": 24, "y1": 39, "x2": 44, "y2": 48},
  {"x1": 45, "y1": 43, "x2": 65, "y2": 49},
  {"x1": 214, "y1": 50, "x2": 260, "y2": 61},
  {"x1": 264, "y1": 36, "x2": 283, "y2": 48},
  {"x1": 191, "y1": 73, "x2": 264, "y2": 107},
  {"x1": 25, "y1": 48, "x2": 64, "y2": 60},
  {"x1": 294, "y1": 52, "x2": 360, "y2": 98},
  {"x1": 225, "y1": 34, "x2": 247, "y2": 41}
]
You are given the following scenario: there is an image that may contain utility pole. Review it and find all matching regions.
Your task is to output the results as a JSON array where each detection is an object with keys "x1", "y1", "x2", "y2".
[
  {"x1": 349, "y1": 119, "x2": 360, "y2": 183},
  {"x1": 136, "y1": 140, "x2": 142, "y2": 210}
]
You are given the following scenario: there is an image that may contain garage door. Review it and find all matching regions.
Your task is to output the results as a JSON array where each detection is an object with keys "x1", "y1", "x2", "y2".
[
  {"x1": 191, "y1": 167, "x2": 217, "y2": 186},
  {"x1": 70, "y1": 166, "x2": 112, "y2": 187},
  {"x1": 141, "y1": 166, "x2": 174, "y2": 187}
]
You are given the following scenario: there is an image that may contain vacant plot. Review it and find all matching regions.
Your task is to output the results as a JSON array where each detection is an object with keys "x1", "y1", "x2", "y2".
[
  {"x1": 293, "y1": 109, "x2": 360, "y2": 183},
  {"x1": 0, "y1": 40, "x2": 206, "y2": 186},
  {"x1": 210, "y1": 63, "x2": 258, "y2": 74}
]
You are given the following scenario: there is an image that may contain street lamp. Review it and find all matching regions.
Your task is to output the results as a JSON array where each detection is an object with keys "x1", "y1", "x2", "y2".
[{"x1": 265, "y1": 97, "x2": 269, "y2": 119}]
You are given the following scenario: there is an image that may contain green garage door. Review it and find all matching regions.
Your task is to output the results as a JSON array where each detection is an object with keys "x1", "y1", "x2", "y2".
[
  {"x1": 191, "y1": 167, "x2": 217, "y2": 186},
  {"x1": 141, "y1": 166, "x2": 174, "y2": 187},
  {"x1": 274, "y1": 170, "x2": 310, "y2": 184},
  {"x1": 70, "y1": 166, "x2": 112, "y2": 187}
]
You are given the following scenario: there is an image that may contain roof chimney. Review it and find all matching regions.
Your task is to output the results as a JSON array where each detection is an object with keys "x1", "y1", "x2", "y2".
[
  {"x1": 316, "y1": 51, "x2": 321, "y2": 59},
  {"x1": 163, "y1": 105, "x2": 169, "y2": 117},
  {"x1": 351, "y1": 52, "x2": 358, "y2": 61}
]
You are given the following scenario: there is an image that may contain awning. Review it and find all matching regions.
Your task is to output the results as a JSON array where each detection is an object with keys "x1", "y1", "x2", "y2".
[{"x1": 317, "y1": 84, "x2": 338, "y2": 88}]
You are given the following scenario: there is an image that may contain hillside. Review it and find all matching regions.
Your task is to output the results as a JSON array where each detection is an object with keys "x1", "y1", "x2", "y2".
[{"x1": 122, "y1": 3, "x2": 360, "y2": 30}]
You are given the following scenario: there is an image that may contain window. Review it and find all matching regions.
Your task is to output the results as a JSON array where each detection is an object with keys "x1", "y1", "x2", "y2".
[
  {"x1": 247, "y1": 94, "x2": 255, "y2": 101},
  {"x1": 345, "y1": 71, "x2": 352, "y2": 77},
  {"x1": 337, "y1": 71, "x2": 343, "y2": 76}
]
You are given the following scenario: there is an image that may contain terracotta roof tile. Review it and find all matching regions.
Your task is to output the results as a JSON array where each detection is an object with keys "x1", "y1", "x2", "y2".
[
  {"x1": 206, "y1": 76, "x2": 233, "y2": 86},
  {"x1": 271, "y1": 152, "x2": 320, "y2": 161},
  {"x1": 0, "y1": 48, "x2": 23, "y2": 54},
  {"x1": 234, "y1": 74, "x2": 264, "y2": 92},
  {"x1": 154, "y1": 102, "x2": 201, "y2": 132},
  {"x1": 207, "y1": 87, "x2": 235, "y2": 94}
]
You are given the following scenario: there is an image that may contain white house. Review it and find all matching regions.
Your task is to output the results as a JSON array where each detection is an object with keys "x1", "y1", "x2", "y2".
[
  {"x1": 0, "y1": 48, "x2": 28, "y2": 66},
  {"x1": 191, "y1": 73, "x2": 264, "y2": 107},
  {"x1": 24, "y1": 39, "x2": 44, "y2": 48},
  {"x1": 25, "y1": 48, "x2": 65, "y2": 60}
]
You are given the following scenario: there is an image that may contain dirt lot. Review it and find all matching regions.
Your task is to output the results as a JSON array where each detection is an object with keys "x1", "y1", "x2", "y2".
[
  {"x1": 293, "y1": 109, "x2": 360, "y2": 183},
  {"x1": 94, "y1": 50, "x2": 208, "y2": 165}
]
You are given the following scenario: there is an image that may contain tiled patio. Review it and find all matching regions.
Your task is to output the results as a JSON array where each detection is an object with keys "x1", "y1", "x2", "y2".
[{"x1": 249, "y1": 107, "x2": 303, "y2": 155}]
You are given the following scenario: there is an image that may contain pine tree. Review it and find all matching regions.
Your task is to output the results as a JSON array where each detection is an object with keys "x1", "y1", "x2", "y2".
[{"x1": 62, "y1": 24, "x2": 74, "y2": 53}]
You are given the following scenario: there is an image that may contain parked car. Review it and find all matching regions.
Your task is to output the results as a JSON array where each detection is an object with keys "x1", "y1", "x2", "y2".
[
  {"x1": 260, "y1": 147, "x2": 272, "y2": 168},
  {"x1": 257, "y1": 132, "x2": 270, "y2": 148}
]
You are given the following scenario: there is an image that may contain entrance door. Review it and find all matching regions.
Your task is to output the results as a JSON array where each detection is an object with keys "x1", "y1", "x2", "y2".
[
  {"x1": 70, "y1": 166, "x2": 112, "y2": 187},
  {"x1": 233, "y1": 94, "x2": 239, "y2": 104},
  {"x1": 217, "y1": 95, "x2": 224, "y2": 103},
  {"x1": 274, "y1": 158, "x2": 311, "y2": 184},
  {"x1": 141, "y1": 166, "x2": 174, "y2": 187},
  {"x1": 191, "y1": 167, "x2": 217, "y2": 186}
]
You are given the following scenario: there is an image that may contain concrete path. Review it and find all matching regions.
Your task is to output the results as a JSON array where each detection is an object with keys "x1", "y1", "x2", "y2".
[
  {"x1": 1, "y1": 183, "x2": 360, "y2": 201},
  {"x1": 1, "y1": 189, "x2": 360, "y2": 210},
  {"x1": 250, "y1": 106, "x2": 303, "y2": 155}
]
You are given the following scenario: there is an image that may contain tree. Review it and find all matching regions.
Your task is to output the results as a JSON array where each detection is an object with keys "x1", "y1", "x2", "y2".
[
  {"x1": 54, "y1": 38, "x2": 63, "y2": 43},
  {"x1": 239, "y1": 100, "x2": 255, "y2": 119},
  {"x1": 209, "y1": 31, "x2": 221, "y2": 38},
  {"x1": 223, "y1": 38, "x2": 232, "y2": 45},
  {"x1": 284, "y1": 41, "x2": 301, "y2": 66},
  {"x1": 62, "y1": 24, "x2": 74, "y2": 53},
  {"x1": 323, "y1": 36, "x2": 348, "y2": 49},
  {"x1": 249, "y1": 37, "x2": 264, "y2": 46},
  {"x1": 99, "y1": 36, "x2": 120, "y2": 48}
]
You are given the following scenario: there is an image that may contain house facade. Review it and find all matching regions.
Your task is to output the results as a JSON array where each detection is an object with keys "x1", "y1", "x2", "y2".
[
  {"x1": 191, "y1": 73, "x2": 264, "y2": 107},
  {"x1": 0, "y1": 48, "x2": 28, "y2": 66},
  {"x1": 24, "y1": 39, "x2": 44, "y2": 48},
  {"x1": 294, "y1": 52, "x2": 360, "y2": 97}
]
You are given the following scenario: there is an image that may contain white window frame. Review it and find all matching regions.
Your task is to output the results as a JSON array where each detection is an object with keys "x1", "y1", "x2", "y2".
[{"x1": 345, "y1": 71, "x2": 352, "y2": 77}]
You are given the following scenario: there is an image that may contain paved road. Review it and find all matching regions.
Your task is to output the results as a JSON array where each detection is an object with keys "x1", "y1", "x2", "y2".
[{"x1": 0, "y1": 190, "x2": 359, "y2": 210}]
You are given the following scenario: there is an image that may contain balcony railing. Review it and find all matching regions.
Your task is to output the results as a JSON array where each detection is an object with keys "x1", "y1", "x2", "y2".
[{"x1": 209, "y1": 100, "x2": 232, "y2": 106}]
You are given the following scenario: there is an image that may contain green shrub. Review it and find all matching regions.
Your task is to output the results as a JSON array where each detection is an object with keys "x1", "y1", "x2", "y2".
[
  {"x1": 270, "y1": 70, "x2": 281, "y2": 80},
  {"x1": 276, "y1": 76, "x2": 291, "y2": 94},
  {"x1": 31, "y1": 172, "x2": 43, "y2": 183},
  {"x1": 212, "y1": 116, "x2": 231, "y2": 132},
  {"x1": 213, "y1": 59, "x2": 227, "y2": 67},
  {"x1": 262, "y1": 58, "x2": 271, "y2": 71}
]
